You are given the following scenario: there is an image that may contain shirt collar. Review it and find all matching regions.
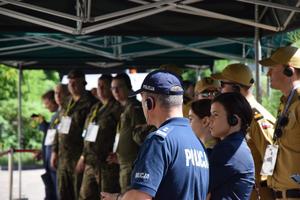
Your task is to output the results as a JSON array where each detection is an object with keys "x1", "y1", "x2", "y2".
[
  {"x1": 159, "y1": 117, "x2": 189, "y2": 128},
  {"x1": 223, "y1": 131, "x2": 245, "y2": 141}
]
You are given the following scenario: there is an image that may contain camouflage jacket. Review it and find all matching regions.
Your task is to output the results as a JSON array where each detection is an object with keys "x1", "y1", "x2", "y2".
[
  {"x1": 82, "y1": 99, "x2": 122, "y2": 167},
  {"x1": 53, "y1": 92, "x2": 97, "y2": 170}
]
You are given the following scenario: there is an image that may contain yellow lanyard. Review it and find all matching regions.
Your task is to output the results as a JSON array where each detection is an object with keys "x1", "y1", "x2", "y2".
[
  {"x1": 50, "y1": 117, "x2": 60, "y2": 129},
  {"x1": 88, "y1": 104, "x2": 101, "y2": 124},
  {"x1": 65, "y1": 99, "x2": 76, "y2": 116}
]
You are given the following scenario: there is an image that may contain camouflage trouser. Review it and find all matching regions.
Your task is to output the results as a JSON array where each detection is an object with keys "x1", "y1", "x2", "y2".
[
  {"x1": 79, "y1": 164, "x2": 120, "y2": 200},
  {"x1": 57, "y1": 168, "x2": 83, "y2": 200},
  {"x1": 119, "y1": 162, "x2": 134, "y2": 193},
  {"x1": 79, "y1": 165, "x2": 100, "y2": 200}
]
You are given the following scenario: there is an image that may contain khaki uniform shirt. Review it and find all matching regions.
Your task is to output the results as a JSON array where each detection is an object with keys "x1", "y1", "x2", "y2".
[
  {"x1": 268, "y1": 89, "x2": 300, "y2": 190},
  {"x1": 53, "y1": 92, "x2": 97, "y2": 170},
  {"x1": 116, "y1": 98, "x2": 146, "y2": 164},
  {"x1": 247, "y1": 96, "x2": 275, "y2": 185},
  {"x1": 82, "y1": 99, "x2": 122, "y2": 167}
]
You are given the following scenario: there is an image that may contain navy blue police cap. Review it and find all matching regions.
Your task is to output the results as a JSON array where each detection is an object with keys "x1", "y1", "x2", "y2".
[{"x1": 131, "y1": 70, "x2": 184, "y2": 96}]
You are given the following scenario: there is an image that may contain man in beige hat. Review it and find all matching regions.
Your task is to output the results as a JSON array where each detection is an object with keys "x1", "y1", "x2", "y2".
[
  {"x1": 212, "y1": 63, "x2": 276, "y2": 200},
  {"x1": 194, "y1": 77, "x2": 220, "y2": 100},
  {"x1": 259, "y1": 46, "x2": 300, "y2": 200}
]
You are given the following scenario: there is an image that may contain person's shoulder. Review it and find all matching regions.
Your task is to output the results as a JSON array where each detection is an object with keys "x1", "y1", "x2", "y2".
[{"x1": 252, "y1": 104, "x2": 276, "y2": 124}]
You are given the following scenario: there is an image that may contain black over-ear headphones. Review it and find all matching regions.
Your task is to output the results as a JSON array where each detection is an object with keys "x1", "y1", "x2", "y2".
[
  {"x1": 227, "y1": 114, "x2": 238, "y2": 126},
  {"x1": 145, "y1": 97, "x2": 155, "y2": 110},
  {"x1": 283, "y1": 66, "x2": 293, "y2": 77}
]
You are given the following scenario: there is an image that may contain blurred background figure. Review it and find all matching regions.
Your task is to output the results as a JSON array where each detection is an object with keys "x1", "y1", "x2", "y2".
[
  {"x1": 194, "y1": 77, "x2": 220, "y2": 100},
  {"x1": 41, "y1": 90, "x2": 59, "y2": 200},
  {"x1": 189, "y1": 99, "x2": 218, "y2": 154}
]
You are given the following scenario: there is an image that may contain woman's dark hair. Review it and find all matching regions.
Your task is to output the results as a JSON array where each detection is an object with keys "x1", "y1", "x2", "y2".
[
  {"x1": 190, "y1": 99, "x2": 211, "y2": 119},
  {"x1": 212, "y1": 92, "x2": 253, "y2": 132},
  {"x1": 113, "y1": 73, "x2": 132, "y2": 90}
]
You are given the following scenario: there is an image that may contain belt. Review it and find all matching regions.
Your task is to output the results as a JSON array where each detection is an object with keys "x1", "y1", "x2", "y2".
[{"x1": 274, "y1": 189, "x2": 300, "y2": 198}]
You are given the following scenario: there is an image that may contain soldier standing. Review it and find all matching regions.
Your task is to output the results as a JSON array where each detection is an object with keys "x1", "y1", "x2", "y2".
[
  {"x1": 78, "y1": 74, "x2": 122, "y2": 200},
  {"x1": 107, "y1": 73, "x2": 149, "y2": 193},
  {"x1": 212, "y1": 63, "x2": 275, "y2": 200},
  {"x1": 51, "y1": 70, "x2": 97, "y2": 200}
]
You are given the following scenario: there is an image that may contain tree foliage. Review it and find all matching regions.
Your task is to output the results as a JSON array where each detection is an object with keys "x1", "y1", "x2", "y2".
[{"x1": 0, "y1": 65, "x2": 59, "y2": 151}]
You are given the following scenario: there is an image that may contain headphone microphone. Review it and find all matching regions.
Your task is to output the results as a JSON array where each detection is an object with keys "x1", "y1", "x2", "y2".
[
  {"x1": 227, "y1": 115, "x2": 238, "y2": 126},
  {"x1": 283, "y1": 66, "x2": 293, "y2": 77}
]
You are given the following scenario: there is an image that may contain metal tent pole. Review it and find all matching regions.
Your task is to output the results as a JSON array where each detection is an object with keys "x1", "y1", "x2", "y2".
[
  {"x1": 17, "y1": 63, "x2": 23, "y2": 200},
  {"x1": 254, "y1": 4, "x2": 262, "y2": 103}
]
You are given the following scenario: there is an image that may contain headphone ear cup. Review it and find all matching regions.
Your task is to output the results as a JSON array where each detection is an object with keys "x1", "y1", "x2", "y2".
[
  {"x1": 283, "y1": 67, "x2": 293, "y2": 77},
  {"x1": 228, "y1": 115, "x2": 238, "y2": 126},
  {"x1": 146, "y1": 98, "x2": 153, "y2": 110}
]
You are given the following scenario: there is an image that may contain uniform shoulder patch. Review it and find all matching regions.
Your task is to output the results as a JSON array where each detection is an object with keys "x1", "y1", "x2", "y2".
[
  {"x1": 253, "y1": 108, "x2": 264, "y2": 121},
  {"x1": 155, "y1": 126, "x2": 173, "y2": 138}
]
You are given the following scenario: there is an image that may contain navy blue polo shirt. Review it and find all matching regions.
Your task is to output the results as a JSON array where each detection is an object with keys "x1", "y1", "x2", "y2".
[
  {"x1": 209, "y1": 131, "x2": 254, "y2": 200},
  {"x1": 130, "y1": 117, "x2": 209, "y2": 200}
]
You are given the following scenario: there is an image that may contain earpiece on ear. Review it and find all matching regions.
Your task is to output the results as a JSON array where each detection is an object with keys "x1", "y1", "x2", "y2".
[
  {"x1": 227, "y1": 115, "x2": 238, "y2": 126},
  {"x1": 283, "y1": 67, "x2": 293, "y2": 77}
]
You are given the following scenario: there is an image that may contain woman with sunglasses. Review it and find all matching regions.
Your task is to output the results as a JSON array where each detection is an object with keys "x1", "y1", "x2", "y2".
[{"x1": 208, "y1": 92, "x2": 255, "y2": 200}]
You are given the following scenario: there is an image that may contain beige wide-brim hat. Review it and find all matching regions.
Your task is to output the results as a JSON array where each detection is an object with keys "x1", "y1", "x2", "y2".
[
  {"x1": 194, "y1": 77, "x2": 220, "y2": 93},
  {"x1": 259, "y1": 46, "x2": 300, "y2": 68},
  {"x1": 211, "y1": 63, "x2": 254, "y2": 87}
]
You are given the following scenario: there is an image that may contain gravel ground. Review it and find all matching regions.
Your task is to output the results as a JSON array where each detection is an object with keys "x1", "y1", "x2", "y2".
[{"x1": 0, "y1": 169, "x2": 45, "y2": 200}]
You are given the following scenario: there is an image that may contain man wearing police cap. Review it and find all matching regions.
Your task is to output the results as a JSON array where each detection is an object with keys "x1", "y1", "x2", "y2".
[
  {"x1": 102, "y1": 70, "x2": 209, "y2": 200},
  {"x1": 259, "y1": 46, "x2": 300, "y2": 200},
  {"x1": 51, "y1": 70, "x2": 97, "y2": 200},
  {"x1": 212, "y1": 63, "x2": 276, "y2": 200}
]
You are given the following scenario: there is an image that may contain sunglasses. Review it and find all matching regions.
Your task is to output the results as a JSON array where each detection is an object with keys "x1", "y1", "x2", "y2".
[
  {"x1": 198, "y1": 91, "x2": 220, "y2": 98},
  {"x1": 220, "y1": 81, "x2": 237, "y2": 88}
]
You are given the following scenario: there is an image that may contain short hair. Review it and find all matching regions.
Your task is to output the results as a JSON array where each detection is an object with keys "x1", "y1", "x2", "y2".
[
  {"x1": 113, "y1": 73, "x2": 132, "y2": 90},
  {"x1": 212, "y1": 92, "x2": 252, "y2": 132},
  {"x1": 145, "y1": 92, "x2": 183, "y2": 109},
  {"x1": 42, "y1": 90, "x2": 55, "y2": 101},
  {"x1": 190, "y1": 99, "x2": 211, "y2": 119},
  {"x1": 99, "y1": 74, "x2": 113, "y2": 84}
]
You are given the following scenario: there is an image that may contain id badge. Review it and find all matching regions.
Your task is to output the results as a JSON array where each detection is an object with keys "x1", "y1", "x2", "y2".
[
  {"x1": 60, "y1": 116, "x2": 72, "y2": 134},
  {"x1": 44, "y1": 129, "x2": 57, "y2": 146},
  {"x1": 260, "y1": 144, "x2": 279, "y2": 176},
  {"x1": 84, "y1": 123, "x2": 99, "y2": 142},
  {"x1": 112, "y1": 133, "x2": 120, "y2": 153}
]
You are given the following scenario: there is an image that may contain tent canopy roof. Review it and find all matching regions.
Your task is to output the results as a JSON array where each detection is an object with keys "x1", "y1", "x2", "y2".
[{"x1": 0, "y1": 0, "x2": 299, "y2": 71}]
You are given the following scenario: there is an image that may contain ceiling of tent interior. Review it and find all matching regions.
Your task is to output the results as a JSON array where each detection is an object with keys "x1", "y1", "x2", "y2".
[{"x1": 0, "y1": 0, "x2": 299, "y2": 72}]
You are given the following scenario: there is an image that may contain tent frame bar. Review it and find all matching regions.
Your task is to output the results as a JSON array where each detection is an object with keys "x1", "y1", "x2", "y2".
[{"x1": 0, "y1": 0, "x2": 298, "y2": 34}]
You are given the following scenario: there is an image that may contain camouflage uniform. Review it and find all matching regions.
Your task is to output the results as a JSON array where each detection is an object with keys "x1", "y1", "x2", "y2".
[
  {"x1": 79, "y1": 99, "x2": 122, "y2": 200},
  {"x1": 53, "y1": 92, "x2": 97, "y2": 200},
  {"x1": 247, "y1": 96, "x2": 276, "y2": 200},
  {"x1": 116, "y1": 98, "x2": 148, "y2": 193}
]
